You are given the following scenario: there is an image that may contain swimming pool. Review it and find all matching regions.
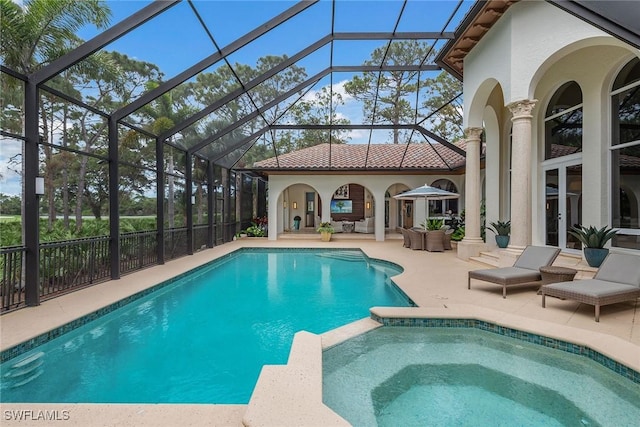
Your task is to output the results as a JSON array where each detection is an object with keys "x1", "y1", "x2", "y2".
[
  {"x1": 0, "y1": 249, "x2": 410, "y2": 404},
  {"x1": 322, "y1": 327, "x2": 640, "y2": 426}
]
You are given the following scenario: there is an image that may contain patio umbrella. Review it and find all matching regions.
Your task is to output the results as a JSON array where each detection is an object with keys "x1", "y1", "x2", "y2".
[{"x1": 393, "y1": 184, "x2": 460, "y2": 222}]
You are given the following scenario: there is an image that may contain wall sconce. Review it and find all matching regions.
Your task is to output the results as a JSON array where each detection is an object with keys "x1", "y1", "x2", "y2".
[
  {"x1": 292, "y1": 201, "x2": 297, "y2": 209},
  {"x1": 35, "y1": 176, "x2": 45, "y2": 196},
  {"x1": 283, "y1": 201, "x2": 287, "y2": 208},
  {"x1": 366, "y1": 202, "x2": 371, "y2": 210}
]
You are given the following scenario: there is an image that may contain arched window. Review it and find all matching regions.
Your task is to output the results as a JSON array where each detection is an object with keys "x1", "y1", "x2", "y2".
[
  {"x1": 429, "y1": 179, "x2": 458, "y2": 216},
  {"x1": 611, "y1": 58, "x2": 640, "y2": 250},
  {"x1": 544, "y1": 81, "x2": 583, "y2": 160}
]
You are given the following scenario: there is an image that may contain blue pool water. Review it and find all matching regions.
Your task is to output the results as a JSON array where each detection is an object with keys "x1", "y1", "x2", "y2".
[
  {"x1": 323, "y1": 327, "x2": 640, "y2": 426},
  {"x1": 0, "y1": 249, "x2": 409, "y2": 404}
]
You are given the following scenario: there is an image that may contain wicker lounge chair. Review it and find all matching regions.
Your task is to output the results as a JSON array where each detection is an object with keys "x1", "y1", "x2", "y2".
[
  {"x1": 468, "y1": 246, "x2": 561, "y2": 298},
  {"x1": 541, "y1": 253, "x2": 640, "y2": 322}
]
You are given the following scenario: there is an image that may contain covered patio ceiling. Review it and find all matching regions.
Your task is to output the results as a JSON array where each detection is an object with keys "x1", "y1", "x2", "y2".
[{"x1": 3, "y1": 0, "x2": 482, "y2": 171}]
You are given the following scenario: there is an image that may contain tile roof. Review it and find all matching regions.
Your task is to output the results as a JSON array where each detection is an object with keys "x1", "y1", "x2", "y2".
[{"x1": 252, "y1": 143, "x2": 467, "y2": 171}]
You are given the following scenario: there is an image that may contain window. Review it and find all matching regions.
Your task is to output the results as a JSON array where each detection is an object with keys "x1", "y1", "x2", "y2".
[
  {"x1": 611, "y1": 58, "x2": 640, "y2": 250},
  {"x1": 544, "y1": 81, "x2": 583, "y2": 160},
  {"x1": 429, "y1": 179, "x2": 458, "y2": 216}
]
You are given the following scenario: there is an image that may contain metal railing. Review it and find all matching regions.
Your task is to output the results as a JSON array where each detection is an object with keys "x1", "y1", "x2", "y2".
[
  {"x1": 120, "y1": 230, "x2": 158, "y2": 274},
  {"x1": 1, "y1": 222, "x2": 240, "y2": 313},
  {"x1": 194, "y1": 224, "x2": 209, "y2": 252},
  {"x1": 164, "y1": 227, "x2": 188, "y2": 260},
  {"x1": 0, "y1": 246, "x2": 25, "y2": 311},
  {"x1": 39, "y1": 236, "x2": 111, "y2": 298}
]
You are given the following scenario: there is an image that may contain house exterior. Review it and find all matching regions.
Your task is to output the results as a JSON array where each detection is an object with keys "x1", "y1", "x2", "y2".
[
  {"x1": 439, "y1": 0, "x2": 639, "y2": 260},
  {"x1": 252, "y1": 143, "x2": 468, "y2": 241},
  {"x1": 252, "y1": 0, "x2": 640, "y2": 262}
]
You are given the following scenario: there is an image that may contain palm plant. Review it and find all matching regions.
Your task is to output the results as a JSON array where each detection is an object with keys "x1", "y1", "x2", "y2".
[
  {"x1": 423, "y1": 218, "x2": 444, "y2": 231},
  {"x1": 568, "y1": 225, "x2": 617, "y2": 248},
  {"x1": 487, "y1": 220, "x2": 511, "y2": 236},
  {"x1": 316, "y1": 222, "x2": 335, "y2": 234}
]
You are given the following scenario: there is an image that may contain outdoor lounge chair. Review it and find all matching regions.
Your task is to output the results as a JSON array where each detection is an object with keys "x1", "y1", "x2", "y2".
[
  {"x1": 468, "y1": 246, "x2": 561, "y2": 298},
  {"x1": 541, "y1": 253, "x2": 640, "y2": 322}
]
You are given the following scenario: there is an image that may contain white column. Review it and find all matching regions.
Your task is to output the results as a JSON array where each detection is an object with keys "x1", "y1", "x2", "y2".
[
  {"x1": 268, "y1": 195, "x2": 278, "y2": 241},
  {"x1": 320, "y1": 190, "x2": 332, "y2": 224},
  {"x1": 457, "y1": 127, "x2": 485, "y2": 260},
  {"x1": 507, "y1": 99, "x2": 537, "y2": 250},
  {"x1": 374, "y1": 190, "x2": 385, "y2": 241}
]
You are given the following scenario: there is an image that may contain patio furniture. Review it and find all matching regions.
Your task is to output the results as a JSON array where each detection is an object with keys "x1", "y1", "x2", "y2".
[
  {"x1": 425, "y1": 229, "x2": 445, "y2": 252},
  {"x1": 354, "y1": 217, "x2": 374, "y2": 233},
  {"x1": 539, "y1": 266, "x2": 577, "y2": 285},
  {"x1": 330, "y1": 220, "x2": 343, "y2": 233},
  {"x1": 443, "y1": 228, "x2": 454, "y2": 250},
  {"x1": 342, "y1": 221, "x2": 355, "y2": 233},
  {"x1": 400, "y1": 228, "x2": 411, "y2": 248},
  {"x1": 541, "y1": 253, "x2": 640, "y2": 322},
  {"x1": 407, "y1": 228, "x2": 425, "y2": 250},
  {"x1": 468, "y1": 246, "x2": 561, "y2": 298}
]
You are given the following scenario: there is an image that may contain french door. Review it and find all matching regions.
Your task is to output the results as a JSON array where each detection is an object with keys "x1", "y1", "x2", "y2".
[{"x1": 544, "y1": 158, "x2": 582, "y2": 251}]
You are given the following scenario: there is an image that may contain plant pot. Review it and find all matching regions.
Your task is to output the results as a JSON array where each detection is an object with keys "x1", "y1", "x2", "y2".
[
  {"x1": 320, "y1": 231, "x2": 332, "y2": 242},
  {"x1": 584, "y1": 247, "x2": 609, "y2": 267},
  {"x1": 495, "y1": 235, "x2": 510, "y2": 248}
]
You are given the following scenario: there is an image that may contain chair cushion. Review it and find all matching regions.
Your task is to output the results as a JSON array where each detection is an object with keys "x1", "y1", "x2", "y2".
[
  {"x1": 469, "y1": 267, "x2": 541, "y2": 285},
  {"x1": 594, "y1": 253, "x2": 640, "y2": 286},
  {"x1": 513, "y1": 246, "x2": 560, "y2": 271},
  {"x1": 544, "y1": 279, "x2": 640, "y2": 297}
]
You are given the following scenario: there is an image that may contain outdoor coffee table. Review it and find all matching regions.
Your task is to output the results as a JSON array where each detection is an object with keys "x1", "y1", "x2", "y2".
[
  {"x1": 537, "y1": 266, "x2": 578, "y2": 295},
  {"x1": 342, "y1": 221, "x2": 355, "y2": 233}
]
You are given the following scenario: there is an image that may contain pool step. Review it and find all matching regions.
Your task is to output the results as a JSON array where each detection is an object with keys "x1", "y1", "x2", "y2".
[
  {"x1": 316, "y1": 251, "x2": 365, "y2": 262},
  {"x1": 3, "y1": 351, "x2": 45, "y2": 388}
]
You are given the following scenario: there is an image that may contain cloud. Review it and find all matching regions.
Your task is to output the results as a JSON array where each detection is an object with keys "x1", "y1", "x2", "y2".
[
  {"x1": 301, "y1": 79, "x2": 355, "y2": 104},
  {"x1": 0, "y1": 139, "x2": 23, "y2": 196}
]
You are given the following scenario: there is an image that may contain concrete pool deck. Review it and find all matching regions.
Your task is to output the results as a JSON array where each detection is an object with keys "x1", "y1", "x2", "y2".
[{"x1": 1, "y1": 239, "x2": 638, "y2": 426}]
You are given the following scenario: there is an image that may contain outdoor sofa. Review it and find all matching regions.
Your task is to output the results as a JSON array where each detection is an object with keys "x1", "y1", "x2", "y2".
[
  {"x1": 541, "y1": 253, "x2": 640, "y2": 322},
  {"x1": 468, "y1": 246, "x2": 561, "y2": 298}
]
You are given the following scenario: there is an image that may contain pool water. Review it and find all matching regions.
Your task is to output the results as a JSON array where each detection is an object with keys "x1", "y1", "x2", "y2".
[
  {"x1": 0, "y1": 249, "x2": 409, "y2": 404},
  {"x1": 323, "y1": 327, "x2": 640, "y2": 426}
]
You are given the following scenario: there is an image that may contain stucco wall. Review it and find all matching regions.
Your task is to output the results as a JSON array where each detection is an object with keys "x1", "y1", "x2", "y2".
[
  {"x1": 462, "y1": 0, "x2": 640, "y2": 253},
  {"x1": 464, "y1": 0, "x2": 622, "y2": 128}
]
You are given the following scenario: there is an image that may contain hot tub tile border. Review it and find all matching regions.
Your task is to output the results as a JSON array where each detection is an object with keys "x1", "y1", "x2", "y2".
[{"x1": 370, "y1": 315, "x2": 640, "y2": 384}]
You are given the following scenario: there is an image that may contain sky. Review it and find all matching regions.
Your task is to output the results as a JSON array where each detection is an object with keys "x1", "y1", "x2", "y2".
[{"x1": 1, "y1": 0, "x2": 471, "y2": 197}]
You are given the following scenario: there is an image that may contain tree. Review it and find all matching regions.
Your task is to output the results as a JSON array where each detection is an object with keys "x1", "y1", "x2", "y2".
[
  {"x1": 0, "y1": 0, "x2": 110, "y2": 74},
  {"x1": 344, "y1": 40, "x2": 429, "y2": 144},
  {"x1": 0, "y1": 0, "x2": 111, "y2": 236},
  {"x1": 190, "y1": 55, "x2": 308, "y2": 165},
  {"x1": 289, "y1": 86, "x2": 351, "y2": 149},
  {"x1": 141, "y1": 81, "x2": 195, "y2": 228},
  {"x1": 421, "y1": 71, "x2": 464, "y2": 143}
]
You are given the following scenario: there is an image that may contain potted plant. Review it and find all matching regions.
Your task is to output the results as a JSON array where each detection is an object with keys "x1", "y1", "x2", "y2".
[
  {"x1": 317, "y1": 221, "x2": 335, "y2": 242},
  {"x1": 246, "y1": 223, "x2": 265, "y2": 237},
  {"x1": 568, "y1": 225, "x2": 617, "y2": 267},
  {"x1": 487, "y1": 220, "x2": 511, "y2": 248},
  {"x1": 423, "y1": 218, "x2": 444, "y2": 231}
]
